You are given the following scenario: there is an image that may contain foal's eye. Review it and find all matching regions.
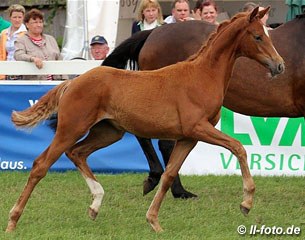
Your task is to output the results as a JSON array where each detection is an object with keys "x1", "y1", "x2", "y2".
[{"x1": 254, "y1": 35, "x2": 262, "y2": 41}]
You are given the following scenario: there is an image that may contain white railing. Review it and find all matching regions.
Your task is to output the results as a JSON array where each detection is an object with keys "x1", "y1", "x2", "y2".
[{"x1": 0, "y1": 60, "x2": 103, "y2": 84}]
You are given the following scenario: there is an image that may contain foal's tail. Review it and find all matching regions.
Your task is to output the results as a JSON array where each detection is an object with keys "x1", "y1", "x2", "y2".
[
  {"x1": 102, "y1": 29, "x2": 153, "y2": 70},
  {"x1": 11, "y1": 80, "x2": 71, "y2": 128}
]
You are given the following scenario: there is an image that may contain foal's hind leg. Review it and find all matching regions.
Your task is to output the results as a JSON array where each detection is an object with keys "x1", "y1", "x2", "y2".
[
  {"x1": 66, "y1": 121, "x2": 124, "y2": 220},
  {"x1": 6, "y1": 129, "x2": 86, "y2": 232}
]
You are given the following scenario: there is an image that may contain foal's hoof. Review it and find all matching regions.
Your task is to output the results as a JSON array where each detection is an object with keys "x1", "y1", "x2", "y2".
[
  {"x1": 88, "y1": 207, "x2": 98, "y2": 220},
  {"x1": 5, "y1": 221, "x2": 16, "y2": 233},
  {"x1": 240, "y1": 205, "x2": 250, "y2": 216},
  {"x1": 146, "y1": 215, "x2": 164, "y2": 233},
  {"x1": 143, "y1": 176, "x2": 160, "y2": 195},
  {"x1": 172, "y1": 190, "x2": 198, "y2": 199}
]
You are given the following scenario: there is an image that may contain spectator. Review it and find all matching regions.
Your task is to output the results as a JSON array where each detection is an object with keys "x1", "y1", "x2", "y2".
[
  {"x1": 242, "y1": 2, "x2": 272, "y2": 29},
  {"x1": 193, "y1": 0, "x2": 219, "y2": 25},
  {"x1": 131, "y1": 0, "x2": 163, "y2": 35},
  {"x1": 0, "y1": 15, "x2": 11, "y2": 32},
  {"x1": 164, "y1": 0, "x2": 193, "y2": 24},
  {"x1": 192, "y1": 0, "x2": 203, "y2": 18},
  {"x1": 67, "y1": 36, "x2": 109, "y2": 79},
  {"x1": 0, "y1": 4, "x2": 26, "y2": 80},
  {"x1": 90, "y1": 35, "x2": 109, "y2": 60},
  {"x1": 14, "y1": 8, "x2": 67, "y2": 80},
  {"x1": 200, "y1": 1, "x2": 219, "y2": 25}
]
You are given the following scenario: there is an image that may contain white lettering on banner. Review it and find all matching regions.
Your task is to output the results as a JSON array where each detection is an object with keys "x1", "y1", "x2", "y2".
[
  {"x1": 0, "y1": 158, "x2": 26, "y2": 170},
  {"x1": 29, "y1": 100, "x2": 38, "y2": 106},
  {"x1": 220, "y1": 152, "x2": 305, "y2": 171}
]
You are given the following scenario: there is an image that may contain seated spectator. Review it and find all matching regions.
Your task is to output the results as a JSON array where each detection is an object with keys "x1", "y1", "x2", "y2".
[
  {"x1": 0, "y1": 4, "x2": 27, "y2": 80},
  {"x1": 131, "y1": 0, "x2": 163, "y2": 35},
  {"x1": 164, "y1": 0, "x2": 193, "y2": 24},
  {"x1": 14, "y1": 8, "x2": 67, "y2": 80},
  {"x1": 90, "y1": 35, "x2": 109, "y2": 60}
]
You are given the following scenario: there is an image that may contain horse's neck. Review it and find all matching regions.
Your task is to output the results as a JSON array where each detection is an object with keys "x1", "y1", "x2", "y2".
[{"x1": 196, "y1": 21, "x2": 245, "y2": 90}]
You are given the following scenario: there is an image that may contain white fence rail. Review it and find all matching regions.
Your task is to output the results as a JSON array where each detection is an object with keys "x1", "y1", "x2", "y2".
[{"x1": 0, "y1": 60, "x2": 103, "y2": 76}]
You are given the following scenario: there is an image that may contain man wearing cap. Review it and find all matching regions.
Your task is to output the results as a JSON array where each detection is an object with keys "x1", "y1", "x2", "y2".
[{"x1": 90, "y1": 35, "x2": 109, "y2": 60}]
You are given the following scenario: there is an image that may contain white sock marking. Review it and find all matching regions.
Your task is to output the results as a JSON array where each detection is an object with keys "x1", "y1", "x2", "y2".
[{"x1": 85, "y1": 177, "x2": 104, "y2": 212}]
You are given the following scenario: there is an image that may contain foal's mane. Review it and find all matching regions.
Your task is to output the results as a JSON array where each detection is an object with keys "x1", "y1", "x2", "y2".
[{"x1": 186, "y1": 12, "x2": 248, "y2": 62}]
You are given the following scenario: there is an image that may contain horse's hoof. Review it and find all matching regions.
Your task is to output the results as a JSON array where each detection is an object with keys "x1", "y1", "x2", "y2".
[
  {"x1": 146, "y1": 216, "x2": 164, "y2": 233},
  {"x1": 143, "y1": 176, "x2": 160, "y2": 195},
  {"x1": 152, "y1": 225, "x2": 164, "y2": 233},
  {"x1": 5, "y1": 221, "x2": 16, "y2": 233},
  {"x1": 240, "y1": 205, "x2": 250, "y2": 216},
  {"x1": 172, "y1": 190, "x2": 198, "y2": 199},
  {"x1": 88, "y1": 207, "x2": 98, "y2": 220},
  {"x1": 148, "y1": 222, "x2": 164, "y2": 233}
]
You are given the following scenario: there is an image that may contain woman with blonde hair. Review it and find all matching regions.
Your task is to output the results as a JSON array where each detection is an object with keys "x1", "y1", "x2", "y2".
[
  {"x1": 131, "y1": 0, "x2": 163, "y2": 34},
  {"x1": 0, "y1": 4, "x2": 26, "y2": 80}
]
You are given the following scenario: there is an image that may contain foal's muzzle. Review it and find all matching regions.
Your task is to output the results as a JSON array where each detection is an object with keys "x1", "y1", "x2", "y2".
[
  {"x1": 267, "y1": 59, "x2": 285, "y2": 77},
  {"x1": 272, "y1": 62, "x2": 285, "y2": 76}
]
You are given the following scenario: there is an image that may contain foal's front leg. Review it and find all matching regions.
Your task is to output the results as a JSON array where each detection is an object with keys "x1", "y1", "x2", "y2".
[
  {"x1": 146, "y1": 139, "x2": 197, "y2": 232},
  {"x1": 158, "y1": 140, "x2": 198, "y2": 199},
  {"x1": 192, "y1": 122, "x2": 255, "y2": 213}
]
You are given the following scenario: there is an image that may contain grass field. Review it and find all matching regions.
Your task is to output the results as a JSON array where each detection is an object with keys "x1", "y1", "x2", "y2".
[{"x1": 0, "y1": 172, "x2": 305, "y2": 239}]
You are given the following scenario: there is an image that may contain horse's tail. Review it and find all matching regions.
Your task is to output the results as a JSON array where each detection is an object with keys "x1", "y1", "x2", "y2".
[
  {"x1": 102, "y1": 29, "x2": 153, "y2": 70},
  {"x1": 11, "y1": 80, "x2": 71, "y2": 129}
]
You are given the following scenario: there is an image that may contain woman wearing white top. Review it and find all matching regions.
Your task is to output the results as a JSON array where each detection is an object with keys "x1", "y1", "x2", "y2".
[
  {"x1": 0, "y1": 4, "x2": 27, "y2": 80},
  {"x1": 131, "y1": 0, "x2": 164, "y2": 35}
]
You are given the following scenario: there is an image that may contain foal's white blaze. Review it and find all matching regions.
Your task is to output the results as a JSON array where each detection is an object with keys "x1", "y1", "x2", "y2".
[
  {"x1": 263, "y1": 25, "x2": 269, "y2": 37},
  {"x1": 85, "y1": 177, "x2": 104, "y2": 212},
  {"x1": 263, "y1": 25, "x2": 280, "y2": 55}
]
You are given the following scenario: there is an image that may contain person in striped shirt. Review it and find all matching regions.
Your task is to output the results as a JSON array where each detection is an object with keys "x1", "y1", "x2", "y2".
[{"x1": 14, "y1": 8, "x2": 67, "y2": 80}]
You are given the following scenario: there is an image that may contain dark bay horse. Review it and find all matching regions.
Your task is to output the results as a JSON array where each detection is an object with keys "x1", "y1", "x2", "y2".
[
  {"x1": 102, "y1": 13, "x2": 305, "y2": 199},
  {"x1": 7, "y1": 8, "x2": 284, "y2": 232}
]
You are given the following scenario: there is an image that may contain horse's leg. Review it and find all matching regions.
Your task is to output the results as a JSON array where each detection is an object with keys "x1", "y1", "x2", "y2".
[
  {"x1": 65, "y1": 121, "x2": 124, "y2": 220},
  {"x1": 135, "y1": 136, "x2": 164, "y2": 195},
  {"x1": 191, "y1": 122, "x2": 255, "y2": 214},
  {"x1": 146, "y1": 139, "x2": 197, "y2": 232},
  {"x1": 158, "y1": 140, "x2": 197, "y2": 199},
  {"x1": 6, "y1": 129, "x2": 85, "y2": 232}
]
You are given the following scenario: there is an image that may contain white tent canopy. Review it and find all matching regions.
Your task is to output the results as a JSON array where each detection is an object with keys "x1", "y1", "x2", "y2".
[{"x1": 61, "y1": 0, "x2": 119, "y2": 60}]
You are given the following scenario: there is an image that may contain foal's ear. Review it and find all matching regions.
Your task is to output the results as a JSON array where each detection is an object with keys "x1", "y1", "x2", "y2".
[
  {"x1": 258, "y1": 6, "x2": 271, "y2": 19},
  {"x1": 248, "y1": 6, "x2": 259, "y2": 22}
]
